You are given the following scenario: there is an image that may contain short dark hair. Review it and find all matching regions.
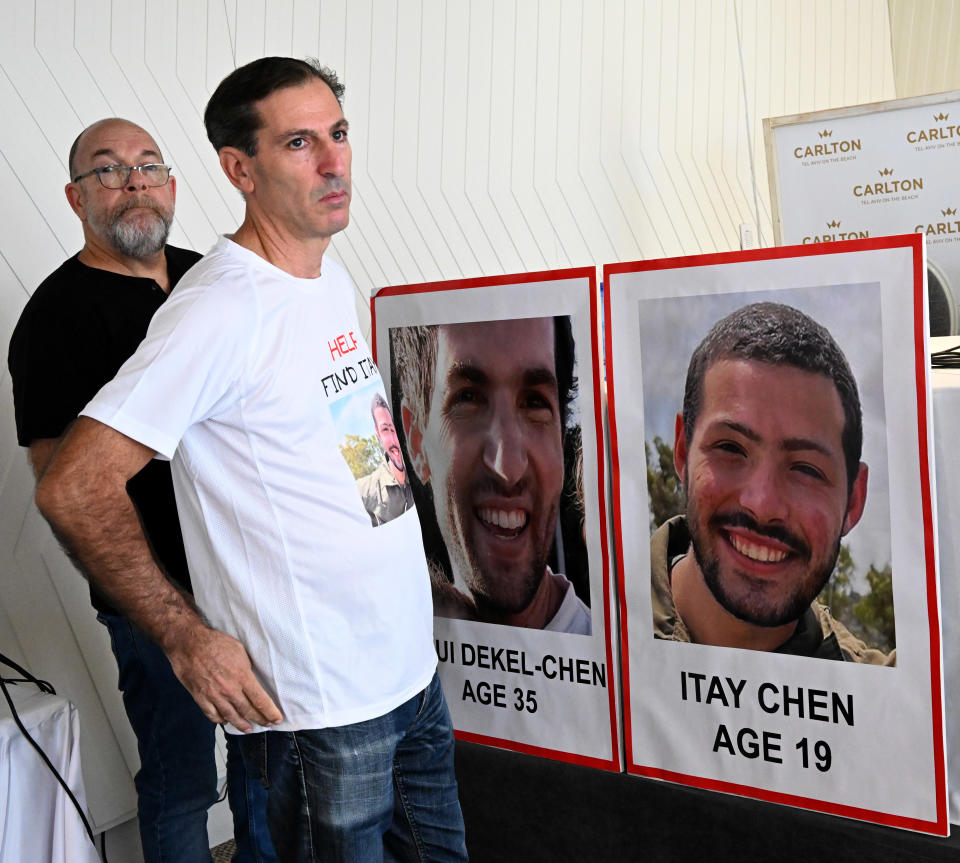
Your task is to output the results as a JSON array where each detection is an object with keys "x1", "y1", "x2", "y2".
[
  {"x1": 204, "y1": 57, "x2": 345, "y2": 156},
  {"x1": 371, "y1": 392, "x2": 390, "y2": 426},
  {"x1": 682, "y1": 302, "x2": 863, "y2": 489},
  {"x1": 392, "y1": 316, "x2": 578, "y2": 432}
]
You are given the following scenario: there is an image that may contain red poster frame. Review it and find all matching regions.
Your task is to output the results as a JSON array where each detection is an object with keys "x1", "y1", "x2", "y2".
[
  {"x1": 603, "y1": 234, "x2": 946, "y2": 834},
  {"x1": 372, "y1": 267, "x2": 621, "y2": 771}
]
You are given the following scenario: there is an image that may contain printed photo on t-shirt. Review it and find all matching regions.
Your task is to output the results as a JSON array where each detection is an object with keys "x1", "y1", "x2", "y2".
[{"x1": 329, "y1": 380, "x2": 416, "y2": 527}]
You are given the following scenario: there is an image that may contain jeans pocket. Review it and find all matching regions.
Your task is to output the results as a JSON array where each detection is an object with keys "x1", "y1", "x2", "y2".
[
  {"x1": 259, "y1": 733, "x2": 270, "y2": 790},
  {"x1": 240, "y1": 731, "x2": 271, "y2": 791},
  {"x1": 414, "y1": 671, "x2": 440, "y2": 719}
]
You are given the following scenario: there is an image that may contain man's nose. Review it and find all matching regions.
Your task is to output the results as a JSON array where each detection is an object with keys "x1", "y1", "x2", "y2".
[
  {"x1": 318, "y1": 141, "x2": 348, "y2": 177},
  {"x1": 124, "y1": 167, "x2": 149, "y2": 191},
  {"x1": 482, "y1": 408, "x2": 528, "y2": 486},
  {"x1": 738, "y1": 461, "x2": 789, "y2": 523}
]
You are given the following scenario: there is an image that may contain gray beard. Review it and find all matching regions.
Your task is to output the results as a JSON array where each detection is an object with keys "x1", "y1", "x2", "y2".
[
  {"x1": 110, "y1": 211, "x2": 171, "y2": 257},
  {"x1": 87, "y1": 197, "x2": 172, "y2": 258}
]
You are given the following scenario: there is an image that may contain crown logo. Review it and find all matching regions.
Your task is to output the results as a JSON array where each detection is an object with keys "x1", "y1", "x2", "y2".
[
  {"x1": 818, "y1": 129, "x2": 832, "y2": 138},
  {"x1": 826, "y1": 220, "x2": 841, "y2": 228},
  {"x1": 943, "y1": 208, "x2": 957, "y2": 216},
  {"x1": 934, "y1": 112, "x2": 949, "y2": 121},
  {"x1": 878, "y1": 167, "x2": 893, "y2": 176}
]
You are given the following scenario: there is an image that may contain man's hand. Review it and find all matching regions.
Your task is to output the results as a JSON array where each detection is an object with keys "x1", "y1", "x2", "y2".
[{"x1": 166, "y1": 624, "x2": 283, "y2": 732}]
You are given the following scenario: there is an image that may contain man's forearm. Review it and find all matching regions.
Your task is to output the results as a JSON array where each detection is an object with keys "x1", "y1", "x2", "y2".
[
  {"x1": 36, "y1": 417, "x2": 283, "y2": 729},
  {"x1": 34, "y1": 420, "x2": 204, "y2": 651},
  {"x1": 44, "y1": 485, "x2": 202, "y2": 643}
]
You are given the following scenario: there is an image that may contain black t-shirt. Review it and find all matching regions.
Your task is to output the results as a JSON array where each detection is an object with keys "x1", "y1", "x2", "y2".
[{"x1": 7, "y1": 246, "x2": 202, "y2": 614}]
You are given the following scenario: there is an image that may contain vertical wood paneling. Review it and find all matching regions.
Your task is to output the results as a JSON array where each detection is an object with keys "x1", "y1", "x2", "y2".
[
  {"x1": 229, "y1": 1, "x2": 261, "y2": 68},
  {"x1": 346, "y1": 0, "x2": 399, "y2": 289},
  {"x1": 890, "y1": 0, "x2": 960, "y2": 98},
  {"x1": 263, "y1": 1, "x2": 295, "y2": 57},
  {"x1": 291, "y1": 1, "x2": 322, "y2": 60},
  {"x1": 487, "y1": 0, "x2": 548, "y2": 273},
  {"x1": 713, "y1": 2, "x2": 749, "y2": 249},
  {"x1": 533, "y1": 1, "x2": 591, "y2": 267},
  {"x1": 464, "y1": 1, "x2": 526, "y2": 274},
  {"x1": 441, "y1": 2, "x2": 506, "y2": 273},
  {"x1": 0, "y1": 135, "x2": 72, "y2": 292},
  {"x1": 509, "y1": 0, "x2": 558, "y2": 268},
  {"x1": 174, "y1": 2, "x2": 210, "y2": 116},
  {"x1": 576, "y1": 0, "x2": 631, "y2": 260},
  {"x1": 317, "y1": 1, "x2": 349, "y2": 80},
  {"x1": 557, "y1": 0, "x2": 617, "y2": 264},
  {"x1": 365, "y1": 0, "x2": 427, "y2": 284}
]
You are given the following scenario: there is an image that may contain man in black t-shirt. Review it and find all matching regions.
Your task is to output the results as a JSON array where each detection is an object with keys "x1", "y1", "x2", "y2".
[{"x1": 8, "y1": 118, "x2": 275, "y2": 862}]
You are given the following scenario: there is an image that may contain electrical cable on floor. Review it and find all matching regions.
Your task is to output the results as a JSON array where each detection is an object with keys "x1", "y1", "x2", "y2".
[
  {"x1": 931, "y1": 344, "x2": 960, "y2": 368},
  {"x1": 0, "y1": 652, "x2": 55, "y2": 694},
  {"x1": 0, "y1": 651, "x2": 96, "y2": 847}
]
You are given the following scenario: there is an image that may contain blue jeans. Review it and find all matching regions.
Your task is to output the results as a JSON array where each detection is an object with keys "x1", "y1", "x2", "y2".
[
  {"x1": 235, "y1": 671, "x2": 467, "y2": 863},
  {"x1": 227, "y1": 734, "x2": 278, "y2": 862},
  {"x1": 98, "y1": 613, "x2": 277, "y2": 862}
]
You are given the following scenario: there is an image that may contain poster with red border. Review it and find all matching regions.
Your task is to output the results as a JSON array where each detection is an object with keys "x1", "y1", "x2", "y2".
[
  {"x1": 372, "y1": 269, "x2": 620, "y2": 769},
  {"x1": 605, "y1": 235, "x2": 947, "y2": 832}
]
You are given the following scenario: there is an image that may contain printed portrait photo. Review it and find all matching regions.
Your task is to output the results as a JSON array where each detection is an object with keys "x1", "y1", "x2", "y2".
[
  {"x1": 388, "y1": 315, "x2": 592, "y2": 634},
  {"x1": 330, "y1": 380, "x2": 416, "y2": 527},
  {"x1": 637, "y1": 284, "x2": 895, "y2": 664}
]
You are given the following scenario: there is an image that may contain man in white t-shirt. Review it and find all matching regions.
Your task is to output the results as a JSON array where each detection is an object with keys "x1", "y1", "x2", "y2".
[
  {"x1": 392, "y1": 316, "x2": 591, "y2": 634},
  {"x1": 36, "y1": 57, "x2": 466, "y2": 863}
]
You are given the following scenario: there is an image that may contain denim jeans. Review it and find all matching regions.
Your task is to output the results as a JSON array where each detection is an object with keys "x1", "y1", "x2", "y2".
[
  {"x1": 235, "y1": 671, "x2": 467, "y2": 863},
  {"x1": 227, "y1": 733, "x2": 279, "y2": 862},
  {"x1": 98, "y1": 613, "x2": 276, "y2": 862}
]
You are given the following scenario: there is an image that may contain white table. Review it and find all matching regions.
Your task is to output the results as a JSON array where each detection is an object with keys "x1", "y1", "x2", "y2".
[{"x1": 0, "y1": 684, "x2": 100, "y2": 863}]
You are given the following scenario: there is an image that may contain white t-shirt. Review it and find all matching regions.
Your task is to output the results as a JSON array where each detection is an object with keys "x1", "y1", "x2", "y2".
[
  {"x1": 544, "y1": 572, "x2": 592, "y2": 635},
  {"x1": 83, "y1": 236, "x2": 436, "y2": 731}
]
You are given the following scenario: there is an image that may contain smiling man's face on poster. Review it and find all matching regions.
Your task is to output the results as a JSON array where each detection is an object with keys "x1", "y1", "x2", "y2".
[
  {"x1": 676, "y1": 357, "x2": 866, "y2": 633},
  {"x1": 651, "y1": 301, "x2": 891, "y2": 663},
  {"x1": 392, "y1": 315, "x2": 592, "y2": 634}
]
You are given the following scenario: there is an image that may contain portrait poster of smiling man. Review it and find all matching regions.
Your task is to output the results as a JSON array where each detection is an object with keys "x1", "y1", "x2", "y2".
[
  {"x1": 605, "y1": 235, "x2": 947, "y2": 833},
  {"x1": 371, "y1": 269, "x2": 620, "y2": 770}
]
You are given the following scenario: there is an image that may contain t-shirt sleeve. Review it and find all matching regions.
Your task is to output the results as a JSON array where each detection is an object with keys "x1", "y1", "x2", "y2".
[
  {"x1": 8, "y1": 298, "x2": 111, "y2": 446},
  {"x1": 82, "y1": 279, "x2": 255, "y2": 459}
]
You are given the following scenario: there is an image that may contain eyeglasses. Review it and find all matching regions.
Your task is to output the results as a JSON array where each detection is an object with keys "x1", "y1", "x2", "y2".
[{"x1": 72, "y1": 164, "x2": 172, "y2": 189}]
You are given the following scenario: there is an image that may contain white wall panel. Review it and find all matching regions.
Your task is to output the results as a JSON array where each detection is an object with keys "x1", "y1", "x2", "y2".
[
  {"x1": 890, "y1": 0, "x2": 960, "y2": 98},
  {"x1": 1, "y1": 0, "x2": 910, "y2": 843},
  {"x1": 506, "y1": 0, "x2": 559, "y2": 269},
  {"x1": 389, "y1": 0, "x2": 461, "y2": 281},
  {"x1": 357, "y1": 0, "x2": 425, "y2": 284},
  {"x1": 463, "y1": 1, "x2": 527, "y2": 275}
]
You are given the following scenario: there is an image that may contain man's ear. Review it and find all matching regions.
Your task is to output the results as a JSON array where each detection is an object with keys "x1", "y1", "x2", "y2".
[
  {"x1": 842, "y1": 463, "x2": 869, "y2": 535},
  {"x1": 673, "y1": 412, "x2": 687, "y2": 482},
  {"x1": 218, "y1": 147, "x2": 255, "y2": 194},
  {"x1": 64, "y1": 182, "x2": 85, "y2": 221},
  {"x1": 401, "y1": 401, "x2": 429, "y2": 484}
]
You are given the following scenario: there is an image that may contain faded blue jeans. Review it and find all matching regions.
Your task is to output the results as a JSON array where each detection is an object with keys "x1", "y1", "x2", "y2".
[
  {"x1": 98, "y1": 612, "x2": 277, "y2": 862},
  {"x1": 227, "y1": 734, "x2": 278, "y2": 862},
  {"x1": 234, "y1": 671, "x2": 467, "y2": 862}
]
